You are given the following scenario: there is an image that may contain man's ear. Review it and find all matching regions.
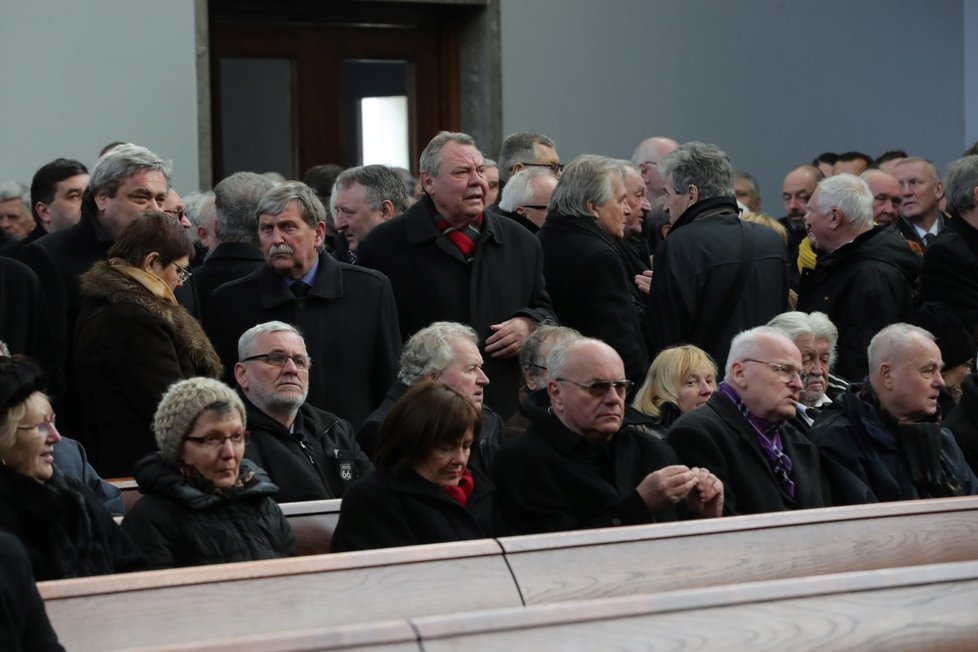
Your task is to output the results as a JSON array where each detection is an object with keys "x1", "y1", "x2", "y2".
[
  {"x1": 34, "y1": 202, "x2": 52, "y2": 229},
  {"x1": 547, "y1": 379, "x2": 562, "y2": 411},
  {"x1": 233, "y1": 362, "x2": 249, "y2": 391},
  {"x1": 878, "y1": 362, "x2": 894, "y2": 390},
  {"x1": 730, "y1": 361, "x2": 748, "y2": 389},
  {"x1": 379, "y1": 199, "x2": 397, "y2": 220},
  {"x1": 687, "y1": 184, "x2": 700, "y2": 206}
]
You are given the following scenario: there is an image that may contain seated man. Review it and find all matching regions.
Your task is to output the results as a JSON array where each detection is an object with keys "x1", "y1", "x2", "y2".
[
  {"x1": 667, "y1": 326, "x2": 828, "y2": 515},
  {"x1": 357, "y1": 321, "x2": 506, "y2": 474},
  {"x1": 234, "y1": 321, "x2": 372, "y2": 503},
  {"x1": 491, "y1": 338, "x2": 722, "y2": 534},
  {"x1": 810, "y1": 323, "x2": 978, "y2": 504}
]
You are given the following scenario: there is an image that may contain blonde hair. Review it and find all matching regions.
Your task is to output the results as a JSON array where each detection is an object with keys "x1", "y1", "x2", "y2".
[
  {"x1": 741, "y1": 211, "x2": 788, "y2": 245},
  {"x1": 632, "y1": 346, "x2": 717, "y2": 419},
  {"x1": 0, "y1": 391, "x2": 48, "y2": 456}
]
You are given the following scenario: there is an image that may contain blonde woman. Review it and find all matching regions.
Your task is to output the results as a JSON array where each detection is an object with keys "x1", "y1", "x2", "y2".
[{"x1": 633, "y1": 345, "x2": 717, "y2": 437}]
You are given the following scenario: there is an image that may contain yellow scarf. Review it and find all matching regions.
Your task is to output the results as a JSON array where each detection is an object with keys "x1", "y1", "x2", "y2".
[{"x1": 108, "y1": 258, "x2": 178, "y2": 304}]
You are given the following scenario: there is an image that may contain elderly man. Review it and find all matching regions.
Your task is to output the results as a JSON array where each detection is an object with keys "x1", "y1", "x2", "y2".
[
  {"x1": 645, "y1": 142, "x2": 788, "y2": 367},
  {"x1": 492, "y1": 338, "x2": 723, "y2": 534},
  {"x1": 667, "y1": 326, "x2": 827, "y2": 515},
  {"x1": 332, "y1": 164, "x2": 410, "y2": 260},
  {"x1": 631, "y1": 136, "x2": 678, "y2": 201},
  {"x1": 810, "y1": 324, "x2": 978, "y2": 504},
  {"x1": 733, "y1": 171, "x2": 762, "y2": 212},
  {"x1": 507, "y1": 324, "x2": 582, "y2": 437},
  {"x1": 894, "y1": 157, "x2": 947, "y2": 250},
  {"x1": 357, "y1": 321, "x2": 505, "y2": 473},
  {"x1": 358, "y1": 131, "x2": 555, "y2": 417},
  {"x1": 496, "y1": 166, "x2": 558, "y2": 233},
  {"x1": 234, "y1": 321, "x2": 372, "y2": 502},
  {"x1": 206, "y1": 181, "x2": 401, "y2": 428},
  {"x1": 0, "y1": 182, "x2": 34, "y2": 250},
  {"x1": 780, "y1": 165, "x2": 823, "y2": 280},
  {"x1": 798, "y1": 173, "x2": 920, "y2": 381},
  {"x1": 919, "y1": 155, "x2": 978, "y2": 337},
  {"x1": 20, "y1": 144, "x2": 170, "y2": 434},
  {"x1": 861, "y1": 169, "x2": 902, "y2": 226}
]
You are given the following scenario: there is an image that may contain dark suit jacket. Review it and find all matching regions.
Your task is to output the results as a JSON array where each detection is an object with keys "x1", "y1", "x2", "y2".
[
  {"x1": 193, "y1": 242, "x2": 264, "y2": 322},
  {"x1": 667, "y1": 393, "x2": 828, "y2": 515}
]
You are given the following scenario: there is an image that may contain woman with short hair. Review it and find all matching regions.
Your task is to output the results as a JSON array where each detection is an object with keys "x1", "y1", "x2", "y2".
[{"x1": 632, "y1": 345, "x2": 718, "y2": 437}]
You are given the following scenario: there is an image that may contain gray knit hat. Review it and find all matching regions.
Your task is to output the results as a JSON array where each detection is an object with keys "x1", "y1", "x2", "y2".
[{"x1": 153, "y1": 377, "x2": 247, "y2": 462}]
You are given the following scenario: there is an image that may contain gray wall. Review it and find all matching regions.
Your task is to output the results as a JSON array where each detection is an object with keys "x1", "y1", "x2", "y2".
[
  {"x1": 500, "y1": 0, "x2": 971, "y2": 215},
  {"x1": 0, "y1": 0, "x2": 199, "y2": 195}
]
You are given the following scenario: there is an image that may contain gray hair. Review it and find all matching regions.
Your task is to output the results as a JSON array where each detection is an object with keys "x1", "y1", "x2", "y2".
[
  {"x1": 546, "y1": 336, "x2": 609, "y2": 382},
  {"x1": 659, "y1": 142, "x2": 733, "y2": 202},
  {"x1": 766, "y1": 311, "x2": 839, "y2": 369},
  {"x1": 520, "y1": 325, "x2": 582, "y2": 368},
  {"x1": 484, "y1": 158, "x2": 498, "y2": 169},
  {"x1": 548, "y1": 155, "x2": 623, "y2": 219},
  {"x1": 419, "y1": 131, "x2": 479, "y2": 178},
  {"x1": 498, "y1": 132, "x2": 556, "y2": 184},
  {"x1": 868, "y1": 323, "x2": 936, "y2": 375},
  {"x1": 334, "y1": 164, "x2": 410, "y2": 214},
  {"x1": 237, "y1": 321, "x2": 305, "y2": 361},
  {"x1": 215, "y1": 172, "x2": 275, "y2": 246},
  {"x1": 813, "y1": 173, "x2": 873, "y2": 230},
  {"x1": 0, "y1": 181, "x2": 30, "y2": 215},
  {"x1": 945, "y1": 155, "x2": 978, "y2": 216},
  {"x1": 256, "y1": 180, "x2": 326, "y2": 230},
  {"x1": 499, "y1": 167, "x2": 556, "y2": 212},
  {"x1": 86, "y1": 143, "x2": 172, "y2": 209},
  {"x1": 398, "y1": 321, "x2": 478, "y2": 385},
  {"x1": 896, "y1": 157, "x2": 942, "y2": 183},
  {"x1": 0, "y1": 339, "x2": 9, "y2": 358},
  {"x1": 725, "y1": 326, "x2": 796, "y2": 379},
  {"x1": 733, "y1": 170, "x2": 760, "y2": 196},
  {"x1": 181, "y1": 190, "x2": 214, "y2": 229}
]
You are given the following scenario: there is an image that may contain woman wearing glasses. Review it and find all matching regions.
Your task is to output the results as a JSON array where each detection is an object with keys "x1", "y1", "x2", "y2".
[
  {"x1": 0, "y1": 357, "x2": 144, "y2": 580},
  {"x1": 75, "y1": 212, "x2": 222, "y2": 477},
  {"x1": 122, "y1": 378, "x2": 296, "y2": 568}
]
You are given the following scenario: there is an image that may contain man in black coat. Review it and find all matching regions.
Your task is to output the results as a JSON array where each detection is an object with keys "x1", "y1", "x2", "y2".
[
  {"x1": 234, "y1": 321, "x2": 372, "y2": 503},
  {"x1": 893, "y1": 157, "x2": 948, "y2": 250},
  {"x1": 667, "y1": 327, "x2": 828, "y2": 515},
  {"x1": 645, "y1": 142, "x2": 788, "y2": 367},
  {"x1": 798, "y1": 173, "x2": 921, "y2": 382},
  {"x1": 206, "y1": 181, "x2": 401, "y2": 428},
  {"x1": 358, "y1": 132, "x2": 555, "y2": 417},
  {"x1": 492, "y1": 338, "x2": 722, "y2": 534},
  {"x1": 194, "y1": 172, "x2": 273, "y2": 322}
]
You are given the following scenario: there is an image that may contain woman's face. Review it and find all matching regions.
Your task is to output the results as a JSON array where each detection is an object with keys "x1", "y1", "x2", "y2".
[
  {"x1": 413, "y1": 428, "x2": 474, "y2": 487},
  {"x1": 146, "y1": 253, "x2": 191, "y2": 292},
  {"x1": 6, "y1": 394, "x2": 61, "y2": 483},
  {"x1": 181, "y1": 409, "x2": 246, "y2": 489},
  {"x1": 675, "y1": 364, "x2": 716, "y2": 414}
]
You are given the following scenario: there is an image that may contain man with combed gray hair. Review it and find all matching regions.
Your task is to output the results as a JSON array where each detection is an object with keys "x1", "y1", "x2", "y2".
[
  {"x1": 206, "y1": 180, "x2": 402, "y2": 428},
  {"x1": 496, "y1": 166, "x2": 558, "y2": 233},
  {"x1": 631, "y1": 136, "x2": 678, "y2": 201},
  {"x1": 356, "y1": 321, "x2": 505, "y2": 473},
  {"x1": 0, "y1": 181, "x2": 35, "y2": 246},
  {"x1": 798, "y1": 173, "x2": 920, "y2": 382},
  {"x1": 811, "y1": 323, "x2": 977, "y2": 505},
  {"x1": 919, "y1": 154, "x2": 978, "y2": 337},
  {"x1": 644, "y1": 142, "x2": 788, "y2": 369},
  {"x1": 333, "y1": 164, "x2": 409, "y2": 260},
  {"x1": 234, "y1": 320, "x2": 372, "y2": 502},
  {"x1": 667, "y1": 326, "x2": 827, "y2": 515}
]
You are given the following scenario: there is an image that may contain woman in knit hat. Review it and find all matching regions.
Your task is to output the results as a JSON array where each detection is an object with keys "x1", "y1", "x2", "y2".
[
  {"x1": 121, "y1": 377, "x2": 297, "y2": 568},
  {"x1": 75, "y1": 211, "x2": 223, "y2": 477},
  {"x1": 0, "y1": 356, "x2": 144, "y2": 580}
]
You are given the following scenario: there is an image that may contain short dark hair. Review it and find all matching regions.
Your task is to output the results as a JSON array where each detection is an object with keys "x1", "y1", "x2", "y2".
[
  {"x1": 373, "y1": 381, "x2": 482, "y2": 473},
  {"x1": 874, "y1": 149, "x2": 908, "y2": 168},
  {"x1": 812, "y1": 152, "x2": 838, "y2": 167},
  {"x1": 836, "y1": 151, "x2": 873, "y2": 167},
  {"x1": 30, "y1": 158, "x2": 88, "y2": 220},
  {"x1": 107, "y1": 211, "x2": 194, "y2": 267},
  {"x1": 302, "y1": 164, "x2": 344, "y2": 198}
]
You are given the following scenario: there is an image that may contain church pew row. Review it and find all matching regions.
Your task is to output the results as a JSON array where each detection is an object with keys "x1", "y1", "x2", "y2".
[
  {"x1": 128, "y1": 559, "x2": 978, "y2": 652},
  {"x1": 39, "y1": 496, "x2": 978, "y2": 650}
]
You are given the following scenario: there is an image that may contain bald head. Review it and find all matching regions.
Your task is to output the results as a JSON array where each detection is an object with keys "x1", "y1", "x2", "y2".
[
  {"x1": 861, "y1": 169, "x2": 902, "y2": 225},
  {"x1": 632, "y1": 137, "x2": 679, "y2": 200},
  {"x1": 547, "y1": 338, "x2": 627, "y2": 442}
]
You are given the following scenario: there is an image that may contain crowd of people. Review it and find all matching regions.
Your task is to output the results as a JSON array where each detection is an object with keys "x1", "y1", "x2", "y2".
[{"x1": 2, "y1": 130, "x2": 978, "y2": 647}]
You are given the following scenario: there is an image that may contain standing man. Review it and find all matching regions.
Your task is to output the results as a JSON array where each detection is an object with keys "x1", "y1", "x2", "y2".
[
  {"x1": 780, "y1": 165, "x2": 823, "y2": 279},
  {"x1": 0, "y1": 183, "x2": 35, "y2": 256},
  {"x1": 30, "y1": 158, "x2": 90, "y2": 236},
  {"x1": 332, "y1": 164, "x2": 410, "y2": 261},
  {"x1": 495, "y1": 167, "x2": 558, "y2": 233},
  {"x1": 495, "y1": 131, "x2": 562, "y2": 194},
  {"x1": 206, "y1": 181, "x2": 401, "y2": 427},
  {"x1": 631, "y1": 136, "x2": 678, "y2": 201},
  {"x1": 358, "y1": 131, "x2": 555, "y2": 416},
  {"x1": 894, "y1": 157, "x2": 947, "y2": 250},
  {"x1": 645, "y1": 141, "x2": 788, "y2": 368},
  {"x1": 861, "y1": 169, "x2": 902, "y2": 226}
]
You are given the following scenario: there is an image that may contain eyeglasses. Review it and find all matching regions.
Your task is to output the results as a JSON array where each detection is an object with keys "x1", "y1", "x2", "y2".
[
  {"x1": 186, "y1": 431, "x2": 249, "y2": 449},
  {"x1": 521, "y1": 204, "x2": 549, "y2": 211},
  {"x1": 520, "y1": 162, "x2": 564, "y2": 174},
  {"x1": 241, "y1": 352, "x2": 312, "y2": 370},
  {"x1": 171, "y1": 261, "x2": 192, "y2": 282},
  {"x1": 17, "y1": 413, "x2": 56, "y2": 436},
  {"x1": 556, "y1": 378, "x2": 633, "y2": 398},
  {"x1": 742, "y1": 359, "x2": 802, "y2": 383},
  {"x1": 164, "y1": 208, "x2": 187, "y2": 221}
]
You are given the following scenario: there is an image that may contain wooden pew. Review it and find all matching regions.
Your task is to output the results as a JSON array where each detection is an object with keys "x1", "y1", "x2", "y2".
[
  {"x1": 109, "y1": 478, "x2": 141, "y2": 512},
  {"x1": 130, "y1": 560, "x2": 978, "y2": 651},
  {"x1": 279, "y1": 499, "x2": 341, "y2": 555}
]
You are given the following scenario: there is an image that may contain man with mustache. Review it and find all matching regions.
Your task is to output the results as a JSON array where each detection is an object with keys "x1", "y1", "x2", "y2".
[
  {"x1": 206, "y1": 181, "x2": 401, "y2": 428},
  {"x1": 667, "y1": 327, "x2": 828, "y2": 515},
  {"x1": 810, "y1": 323, "x2": 978, "y2": 505},
  {"x1": 492, "y1": 338, "x2": 723, "y2": 534}
]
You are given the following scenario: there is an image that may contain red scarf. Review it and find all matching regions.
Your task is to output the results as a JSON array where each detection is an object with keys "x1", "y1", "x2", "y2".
[
  {"x1": 441, "y1": 470, "x2": 475, "y2": 506},
  {"x1": 434, "y1": 215, "x2": 482, "y2": 259}
]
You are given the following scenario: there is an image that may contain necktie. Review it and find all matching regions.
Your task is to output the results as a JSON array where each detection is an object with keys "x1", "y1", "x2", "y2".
[
  {"x1": 923, "y1": 233, "x2": 937, "y2": 247},
  {"x1": 290, "y1": 281, "x2": 310, "y2": 299}
]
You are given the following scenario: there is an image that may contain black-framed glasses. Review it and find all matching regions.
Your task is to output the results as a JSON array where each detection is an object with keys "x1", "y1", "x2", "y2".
[
  {"x1": 742, "y1": 359, "x2": 802, "y2": 383},
  {"x1": 521, "y1": 204, "x2": 549, "y2": 211},
  {"x1": 171, "y1": 261, "x2": 192, "y2": 282},
  {"x1": 556, "y1": 378, "x2": 633, "y2": 398},
  {"x1": 520, "y1": 162, "x2": 564, "y2": 174},
  {"x1": 17, "y1": 413, "x2": 56, "y2": 436},
  {"x1": 185, "y1": 431, "x2": 249, "y2": 449},
  {"x1": 241, "y1": 352, "x2": 312, "y2": 370}
]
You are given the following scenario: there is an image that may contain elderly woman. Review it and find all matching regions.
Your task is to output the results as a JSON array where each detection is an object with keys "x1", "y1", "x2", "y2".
[
  {"x1": 0, "y1": 357, "x2": 144, "y2": 580},
  {"x1": 632, "y1": 345, "x2": 718, "y2": 437},
  {"x1": 121, "y1": 378, "x2": 296, "y2": 569},
  {"x1": 332, "y1": 381, "x2": 506, "y2": 552},
  {"x1": 76, "y1": 211, "x2": 222, "y2": 477}
]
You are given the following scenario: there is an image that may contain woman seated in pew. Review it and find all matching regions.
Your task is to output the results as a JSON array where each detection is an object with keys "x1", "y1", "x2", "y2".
[
  {"x1": 331, "y1": 381, "x2": 508, "y2": 552},
  {"x1": 122, "y1": 378, "x2": 297, "y2": 568},
  {"x1": 0, "y1": 357, "x2": 145, "y2": 580},
  {"x1": 632, "y1": 345, "x2": 717, "y2": 437}
]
